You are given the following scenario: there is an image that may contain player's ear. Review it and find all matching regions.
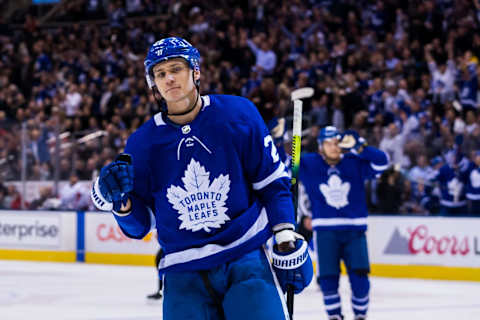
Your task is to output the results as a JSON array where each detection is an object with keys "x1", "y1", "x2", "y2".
[{"x1": 193, "y1": 70, "x2": 200, "y2": 82}]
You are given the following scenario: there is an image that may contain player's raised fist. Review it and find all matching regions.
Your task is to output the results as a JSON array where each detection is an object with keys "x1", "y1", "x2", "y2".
[{"x1": 91, "y1": 153, "x2": 134, "y2": 212}]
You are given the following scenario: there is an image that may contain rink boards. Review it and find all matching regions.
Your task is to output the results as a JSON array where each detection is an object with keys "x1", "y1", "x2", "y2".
[{"x1": 0, "y1": 210, "x2": 479, "y2": 281}]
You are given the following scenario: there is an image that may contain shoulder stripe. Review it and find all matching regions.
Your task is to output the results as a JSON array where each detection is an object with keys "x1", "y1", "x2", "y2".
[
  {"x1": 153, "y1": 112, "x2": 166, "y2": 126},
  {"x1": 252, "y1": 162, "x2": 289, "y2": 190},
  {"x1": 201, "y1": 95, "x2": 210, "y2": 109}
]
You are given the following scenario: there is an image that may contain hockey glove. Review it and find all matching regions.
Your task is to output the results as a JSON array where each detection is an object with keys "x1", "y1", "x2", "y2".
[
  {"x1": 91, "y1": 153, "x2": 134, "y2": 212},
  {"x1": 272, "y1": 228, "x2": 313, "y2": 294},
  {"x1": 338, "y1": 130, "x2": 367, "y2": 154}
]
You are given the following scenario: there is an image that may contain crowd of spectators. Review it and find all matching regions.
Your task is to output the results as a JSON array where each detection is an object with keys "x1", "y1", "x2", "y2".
[{"x1": 1, "y1": 0, "x2": 480, "y2": 215}]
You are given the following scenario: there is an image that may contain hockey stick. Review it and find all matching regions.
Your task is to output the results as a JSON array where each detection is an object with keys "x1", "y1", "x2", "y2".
[{"x1": 287, "y1": 87, "x2": 314, "y2": 319}]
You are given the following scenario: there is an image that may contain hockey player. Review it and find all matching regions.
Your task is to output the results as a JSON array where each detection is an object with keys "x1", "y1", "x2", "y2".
[
  {"x1": 298, "y1": 126, "x2": 388, "y2": 320},
  {"x1": 466, "y1": 151, "x2": 480, "y2": 215},
  {"x1": 146, "y1": 247, "x2": 163, "y2": 300},
  {"x1": 90, "y1": 37, "x2": 312, "y2": 319},
  {"x1": 429, "y1": 137, "x2": 470, "y2": 215}
]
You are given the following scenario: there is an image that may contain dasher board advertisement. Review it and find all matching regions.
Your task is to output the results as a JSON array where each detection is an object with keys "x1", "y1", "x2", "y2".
[
  {"x1": 84, "y1": 212, "x2": 159, "y2": 254},
  {"x1": 368, "y1": 216, "x2": 480, "y2": 268},
  {"x1": 0, "y1": 212, "x2": 62, "y2": 248}
]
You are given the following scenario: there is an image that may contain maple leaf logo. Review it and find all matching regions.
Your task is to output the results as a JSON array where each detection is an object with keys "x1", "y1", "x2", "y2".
[
  {"x1": 447, "y1": 177, "x2": 463, "y2": 203},
  {"x1": 166, "y1": 159, "x2": 230, "y2": 232},
  {"x1": 319, "y1": 175, "x2": 350, "y2": 209}
]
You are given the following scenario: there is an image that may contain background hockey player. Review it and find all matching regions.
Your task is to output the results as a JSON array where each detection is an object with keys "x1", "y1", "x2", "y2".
[
  {"x1": 465, "y1": 150, "x2": 480, "y2": 215},
  {"x1": 428, "y1": 135, "x2": 470, "y2": 215},
  {"x1": 90, "y1": 37, "x2": 312, "y2": 319},
  {"x1": 147, "y1": 236, "x2": 163, "y2": 300},
  {"x1": 298, "y1": 126, "x2": 388, "y2": 320}
]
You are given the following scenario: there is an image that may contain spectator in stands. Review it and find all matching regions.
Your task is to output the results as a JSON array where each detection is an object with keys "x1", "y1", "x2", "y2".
[
  {"x1": 424, "y1": 41, "x2": 456, "y2": 104},
  {"x1": 247, "y1": 34, "x2": 277, "y2": 75},
  {"x1": 408, "y1": 154, "x2": 434, "y2": 186},
  {"x1": 0, "y1": 183, "x2": 6, "y2": 209},
  {"x1": 379, "y1": 123, "x2": 410, "y2": 169},
  {"x1": 377, "y1": 166, "x2": 404, "y2": 213},
  {"x1": 30, "y1": 186, "x2": 55, "y2": 210},
  {"x1": 58, "y1": 158, "x2": 72, "y2": 180},
  {"x1": 59, "y1": 173, "x2": 89, "y2": 211},
  {"x1": 1, "y1": 0, "x2": 480, "y2": 215},
  {"x1": 310, "y1": 96, "x2": 329, "y2": 129},
  {"x1": 3, "y1": 185, "x2": 23, "y2": 209}
]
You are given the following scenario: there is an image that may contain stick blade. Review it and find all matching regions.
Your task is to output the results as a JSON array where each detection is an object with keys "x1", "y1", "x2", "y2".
[{"x1": 291, "y1": 87, "x2": 314, "y2": 101}]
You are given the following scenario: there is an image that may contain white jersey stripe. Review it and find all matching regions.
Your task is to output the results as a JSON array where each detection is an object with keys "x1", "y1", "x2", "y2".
[
  {"x1": 440, "y1": 199, "x2": 467, "y2": 207},
  {"x1": 371, "y1": 162, "x2": 389, "y2": 171},
  {"x1": 159, "y1": 208, "x2": 268, "y2": 269},
  {"x1": 252, "y1": 162, "x2": 289, "y2": 190},
  {"x1": 312, "y1": 217, "x2": 367, "y2": 227},
  {"x1": 466, "y1": 193, "x2": 480, "y2": 200}
]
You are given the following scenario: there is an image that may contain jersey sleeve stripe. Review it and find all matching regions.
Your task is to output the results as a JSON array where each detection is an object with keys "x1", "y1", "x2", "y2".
[
  {"x1": 158, "y1": 208, "x2": 268, "y2": 270},
  {"x1": 370, "y1": 152, "x2": 390, "y2": 172},
  {"x1": 252, "y1": 162, "x2": 289, "y2": 190},
  {"x1": 466, "y1": 193, "x2": 480, "y2": 200},
  {"x1": 370, "y1": 162, "x2": 389, "y2": 171}
]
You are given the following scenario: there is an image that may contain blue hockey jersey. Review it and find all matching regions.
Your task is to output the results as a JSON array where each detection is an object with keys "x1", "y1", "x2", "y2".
[
  {"x1": 459, "y1": 63, "x2": 478, "y2": 109},
  {"x1": 430, "y1": 164, "x2": 468, "y2": 207},
  {"x1": 299, "y1": 147, "x2": 388, "y2": 231},
  {"x1": 466, "y1": 165, "x2": 480, "y2": 201},
  {"x1": 114, "y1": 95, "x2": 294, "y2": 272}
]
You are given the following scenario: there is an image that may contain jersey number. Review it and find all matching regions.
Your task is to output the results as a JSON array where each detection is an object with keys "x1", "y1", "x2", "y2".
[{"x1": 264, "y1": 135, "x2": 279, "y2": 163}]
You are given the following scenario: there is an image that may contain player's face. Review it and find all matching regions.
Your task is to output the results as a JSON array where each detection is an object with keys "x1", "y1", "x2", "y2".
[
  {"x1": 152, "y1": 59, "x2": 198, "y2": 103},
  {"x1": 321, "y1": 138, "x2": 341, "y2": 161}
]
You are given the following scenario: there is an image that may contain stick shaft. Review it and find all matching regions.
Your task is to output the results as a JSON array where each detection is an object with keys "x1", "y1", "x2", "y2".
[
  {"x1": 287, "y1": 99, "x2": 303, "y2": 319},
  {"x1": 291, "y1": 100, "x2": 302, "y2": 187}
]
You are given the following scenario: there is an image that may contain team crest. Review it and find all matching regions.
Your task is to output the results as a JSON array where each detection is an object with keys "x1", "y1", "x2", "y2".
[
  {"x1": 319, "y1": 175, "x2": 350, "y2": 209},
  {"x1": 447, "y1": 177, "x2": 463, "y2": 202},
  {"x1": 166, "y1": 159, "x2": 230, "y2": 232}
]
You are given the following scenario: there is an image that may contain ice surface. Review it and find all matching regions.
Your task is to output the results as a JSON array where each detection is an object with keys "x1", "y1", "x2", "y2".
[{"x1": 1, "y1": 261, "x2": 479, "y2": 320}]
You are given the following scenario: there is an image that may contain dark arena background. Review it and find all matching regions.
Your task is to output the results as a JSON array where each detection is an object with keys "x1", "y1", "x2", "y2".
[{"x1": 0, "y1": 1, "x2": 479, "y2": 319}]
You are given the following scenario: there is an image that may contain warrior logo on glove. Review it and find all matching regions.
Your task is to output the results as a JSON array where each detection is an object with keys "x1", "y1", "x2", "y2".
[
  {"x1": 272, "y1": 240, "x2": 310, "y2": 269},
  {"x1": 271, "y1": 234, "x2": 313, "y2": 294}
]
